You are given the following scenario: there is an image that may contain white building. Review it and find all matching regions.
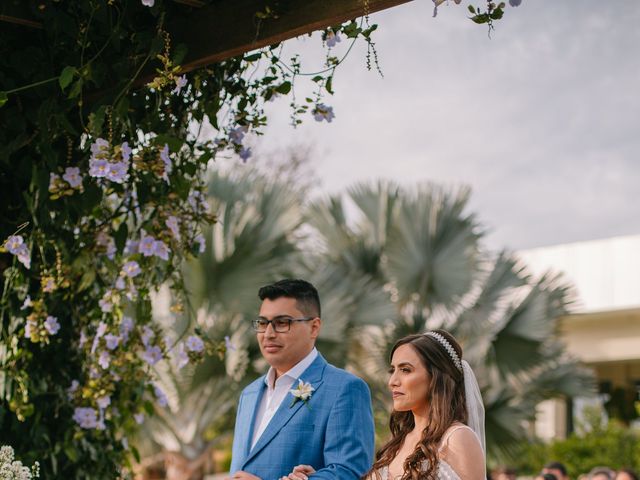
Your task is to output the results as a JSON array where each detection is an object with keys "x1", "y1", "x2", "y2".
[{"x1": 518, "y1": 234, "x2": 640, "y2": 439}]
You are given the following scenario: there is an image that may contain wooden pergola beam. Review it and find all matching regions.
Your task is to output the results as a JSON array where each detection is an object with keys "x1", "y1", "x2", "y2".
[{"x1": 169, "y1": 0, "x2": 412, "y2": 73}]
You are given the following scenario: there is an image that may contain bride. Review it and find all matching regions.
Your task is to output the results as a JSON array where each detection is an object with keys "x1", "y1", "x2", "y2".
[
  {"x1": 282, "y1": 329, "x2": 485, "y2": 480},
  {"x1": 369, "y1": 330, "x2": 485, "y2": 480}
]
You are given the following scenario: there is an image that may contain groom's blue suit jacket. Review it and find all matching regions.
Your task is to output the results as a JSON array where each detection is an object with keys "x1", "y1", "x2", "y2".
[{"x1": 230, "y1": 353, "x2": 375, "y2": 480}]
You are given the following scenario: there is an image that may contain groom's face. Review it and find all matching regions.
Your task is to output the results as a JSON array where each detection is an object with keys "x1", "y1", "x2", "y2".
[{"x1": 257, "y1": 296, "x2": 321, "y2": 376}]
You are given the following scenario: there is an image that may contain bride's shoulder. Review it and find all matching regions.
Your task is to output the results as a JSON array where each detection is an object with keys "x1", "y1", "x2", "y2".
[
  {"x1": 439, "y1": 423, "x2": 485, "y2": 480},
  {"x1": 440, "y1": 423, "x2": 482, "y2": 452}
]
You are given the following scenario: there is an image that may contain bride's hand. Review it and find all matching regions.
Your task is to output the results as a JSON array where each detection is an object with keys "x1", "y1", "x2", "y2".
[{"x1": 280, "y1": 464, "x2": 316, "y2": 480}]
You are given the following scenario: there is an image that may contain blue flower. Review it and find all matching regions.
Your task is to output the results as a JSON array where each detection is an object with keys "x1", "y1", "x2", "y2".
[
  {"x1": 104, "y1": 333, "x2": 121, "y2": 350},
  {"x1": 143, "y1": 345, "x2": 163, "y2": 365},
  {"x1": 185, "y1": 335, "x2": 204, "y2": 352},
  {"x1": 44, "y1": 316, "x2": 60, "y2": 335},
  {"x1": 312, "y1": 104, "x2": 335, "y2": 123},
  {"x1": 73, "y1": 407, "x2": 99, "y2": 429},
  {"x1": 325, "y1": 30, "x2": 341, "y2": 48}
]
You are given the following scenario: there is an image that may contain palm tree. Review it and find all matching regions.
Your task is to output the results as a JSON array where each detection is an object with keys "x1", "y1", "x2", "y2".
[{"x1": 303, "y1": 181, "x2": 594, "y2": 463}]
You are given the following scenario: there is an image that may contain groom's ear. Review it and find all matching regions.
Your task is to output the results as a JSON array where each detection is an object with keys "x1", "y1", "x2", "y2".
[{"x1": 310, "y1": 317, "x2": 322, "y2": 340}]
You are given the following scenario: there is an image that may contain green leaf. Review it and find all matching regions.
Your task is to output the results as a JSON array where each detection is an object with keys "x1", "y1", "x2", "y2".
[
  {"x1": 64, "y1": 445, "x2": 79, "y2": 462},
  {"x1": 115, "y1": 222, "x2": 128, "y2": 253},
  {"x1": 59, "y1": 66, "x2": 77, "y2": 90},
  {"x1": 67, "y1": 78, "x2": 83, "y2": 99},
  {"x1": 77, "y1": 269, "x2": 96, "y2": 293},
  {"x1": 0, "y1": 92, "x2": 7, "y2": 108},
  {"x1": 326, "y1": 76, "x2": 333, "y2": 95},
  {"x1": 468, "y1": 5, "x2": 476, "y2": 13},
  {"x1": 244, "y1": 53, "x2": 262, "y2": 62},
  {"x1": 275, "y1": 81, "x2": 291, "y2": 94}
]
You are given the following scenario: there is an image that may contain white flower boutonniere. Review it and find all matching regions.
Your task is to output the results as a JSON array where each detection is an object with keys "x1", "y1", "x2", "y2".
[{"x1": 290, "y1": 379, "x2": 315, "y2": 409}]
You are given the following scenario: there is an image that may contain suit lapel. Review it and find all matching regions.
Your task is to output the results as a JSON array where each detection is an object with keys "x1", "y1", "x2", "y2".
[
  {"x1": 242, "y1": 354, "x2": 327, "y2": 466},
  {"x1": 241, "y1": 379, "x2": 267, "y2": 460}
]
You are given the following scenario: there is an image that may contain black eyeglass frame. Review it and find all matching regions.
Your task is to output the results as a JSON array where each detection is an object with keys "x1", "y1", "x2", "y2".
[{"x1": 252, "y1": 316, "x2": 315, "y2": 333}]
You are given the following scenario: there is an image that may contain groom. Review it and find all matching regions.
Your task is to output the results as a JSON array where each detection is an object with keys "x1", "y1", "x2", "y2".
[{"x1": 228, "y1": 279, "x2": 374, "y2": 480}]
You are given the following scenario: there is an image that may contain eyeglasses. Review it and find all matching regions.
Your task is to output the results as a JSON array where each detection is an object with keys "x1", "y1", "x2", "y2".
[{"x1": 252, "y1": 316, "x2": 315, "y2": 333}]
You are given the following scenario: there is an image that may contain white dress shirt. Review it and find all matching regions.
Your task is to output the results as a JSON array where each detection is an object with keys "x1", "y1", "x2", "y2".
[{"x1": 250, "y1": 347, "x2": 318, "y2": 449}]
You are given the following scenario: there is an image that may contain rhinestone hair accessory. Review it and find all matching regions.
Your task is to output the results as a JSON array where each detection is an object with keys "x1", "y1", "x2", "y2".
[{"x1": 425, "y1": 331, "x2": 463, "y2": 372}]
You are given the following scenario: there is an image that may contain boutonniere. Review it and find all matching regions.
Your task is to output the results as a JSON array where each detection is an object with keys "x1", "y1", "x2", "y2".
[{"x1": 289, "y1": 379, "x2": 314, "y2": 409}]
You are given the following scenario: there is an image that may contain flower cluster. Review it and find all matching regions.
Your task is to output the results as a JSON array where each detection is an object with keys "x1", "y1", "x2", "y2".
[
  {"x1": 49, "y1": 167, "x2": 84, "y2": 199},
  {"x1": 88, "y1": 138, "x2": 131, "y2": 184},
  {"x1": 0, "y1": 445, "x2": 40, "y2": 480},
  {"x1": 20, "y1": 298, "x2": 60, "y2": 344}
]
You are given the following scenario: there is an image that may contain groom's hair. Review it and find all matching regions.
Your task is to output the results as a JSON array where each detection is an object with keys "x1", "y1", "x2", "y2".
[{"x1": 258, "y1": 279, "x2": 321, "y2": 318}]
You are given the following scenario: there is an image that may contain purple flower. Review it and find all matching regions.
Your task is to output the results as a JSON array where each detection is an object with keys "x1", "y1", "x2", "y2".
[
  {"x1": 160, "y1": 144, "x2": 172, "y2": 183},
  {"x1": 98, "y1": 351, "x2": 111, "y2": 369},
  {"x1": 122, "y1": 260, "x2": 141, "y2": 278},
  {"x1": 313, "y1": 104, "x2": 335, "y2": 123},
  {"x1": 63, "y1": 167, "x2": 83, "y2": 188},
  {"x1": 153, "y1": 240, "x2": 170, "y2": 261},
  {"x1": 73, "y1": 407, "x2": 99, "y2": 429},
  {"x1": 99, "y1": 296, "x2": 113, "y2": 313},
  {"x1": 5, "y1": 235, "x2": 30, "y2": 268},
  {"x1": 5, "y1": 235, "x2": 24, "y2": 254},
  {"x1": 325, "y1": 30, "x2": 341, "y2": 48},
  {"x1": 67, "y1": 380, "x2": 79, "y2": 400},
  {"x1": 154, "y1": 385, "x2": 168, "y2": 407},
  {"x1": 89, "y1": 158, "x2": 109, "y2": 178},
  {"x1": 97, "y1": 395, "x2": 111, "y2": 409},
  {"x1": 141, "y1": 325, "x2": 154, "y2": 346},
  {"x1": 228, "y1": 126, "x2": 247, "y2": 145},
  {"x1": 185, "y1": 335, "x2": 204, "y2": 353},
  {"x1": 120, "y1": 316, "x2": 134, "y2": 340},
  {"x1": 15, "y1": 245, "x2": 30, "y2": 269},
  {"x1": 188, "y1": 190, "x2": 210, "y2": 215},
  {"x1": 121, "y1": 142, "x2": 132, "y2": 163},
  {"x1": 134, "y1": 413, "x2": 145, "y2": 424},
  {"x1": 239, "y1": 147, "x2": 252, "y2": 162},
  {"x1": 115, "y1": 277, "x2": 126, "y2": 290},
  {"x1": 96, "y1": 232, "x2": 116, "y2": 259},
  {"x1": 166, "y1": 216, "x2": 180, "y2": 241},
  {"x1": 24, "y1": 319, "x2": 37, "y2": 339},
  {"x1": 106, "y1": 161, "x2": 129, "y2": 183},
  {"x1": 124, "y1": 239, "x2": 139, "y2": 255},
  {"x1": 172, "y1": 75, "x2": 187, "y2": 95},
  {"x1": 139, "y1": 234, "x2": 156, "y2": 257},
  {"x1": 91, "y1": 138, "x2": 110, "y2": 156},
  {"x1": 143, "y1": 345, "x2": 162, "y2": 365},
  {"x1": 509, "y1": 0, "x2": 522, "y2": 5},
  {"x1": 44, "y1": 316, "x2": 60, "y2": 335},
  {"x1": 104, "y1": 333, "x2": 121, "y2": 350}
]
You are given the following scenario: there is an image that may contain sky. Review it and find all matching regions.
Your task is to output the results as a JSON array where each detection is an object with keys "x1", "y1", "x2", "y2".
[{"x1": 246, "y1": 0, "x2": 640, "y2": 251}]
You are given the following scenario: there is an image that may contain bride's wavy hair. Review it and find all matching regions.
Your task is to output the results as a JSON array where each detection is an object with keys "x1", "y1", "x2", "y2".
[{"x1": 367, "y1": 330, "x2": 467, "y2": 480}]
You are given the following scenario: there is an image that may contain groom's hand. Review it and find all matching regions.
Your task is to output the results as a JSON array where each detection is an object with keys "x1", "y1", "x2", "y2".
[
  {"x1": 280, "y1": 464, "x2": 316, "y2": 480},
  {"x1": 227, "y1": 471, "x2": 262, "y2": 480}
]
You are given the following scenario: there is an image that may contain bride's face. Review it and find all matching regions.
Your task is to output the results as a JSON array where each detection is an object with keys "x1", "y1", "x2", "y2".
[{"x1": 388, "y1": 344, "x2": 430, "y2": 413}]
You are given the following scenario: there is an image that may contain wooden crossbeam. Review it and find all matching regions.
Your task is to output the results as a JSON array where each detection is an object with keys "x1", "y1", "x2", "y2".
[{"x1": 169, "y1": 0, "x2": 413, "y2": 73}]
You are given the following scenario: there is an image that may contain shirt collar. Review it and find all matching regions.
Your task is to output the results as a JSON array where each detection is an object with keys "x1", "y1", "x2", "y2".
[{"x1": 264, "y1": 347, "x2": 318, "y2": 389}]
